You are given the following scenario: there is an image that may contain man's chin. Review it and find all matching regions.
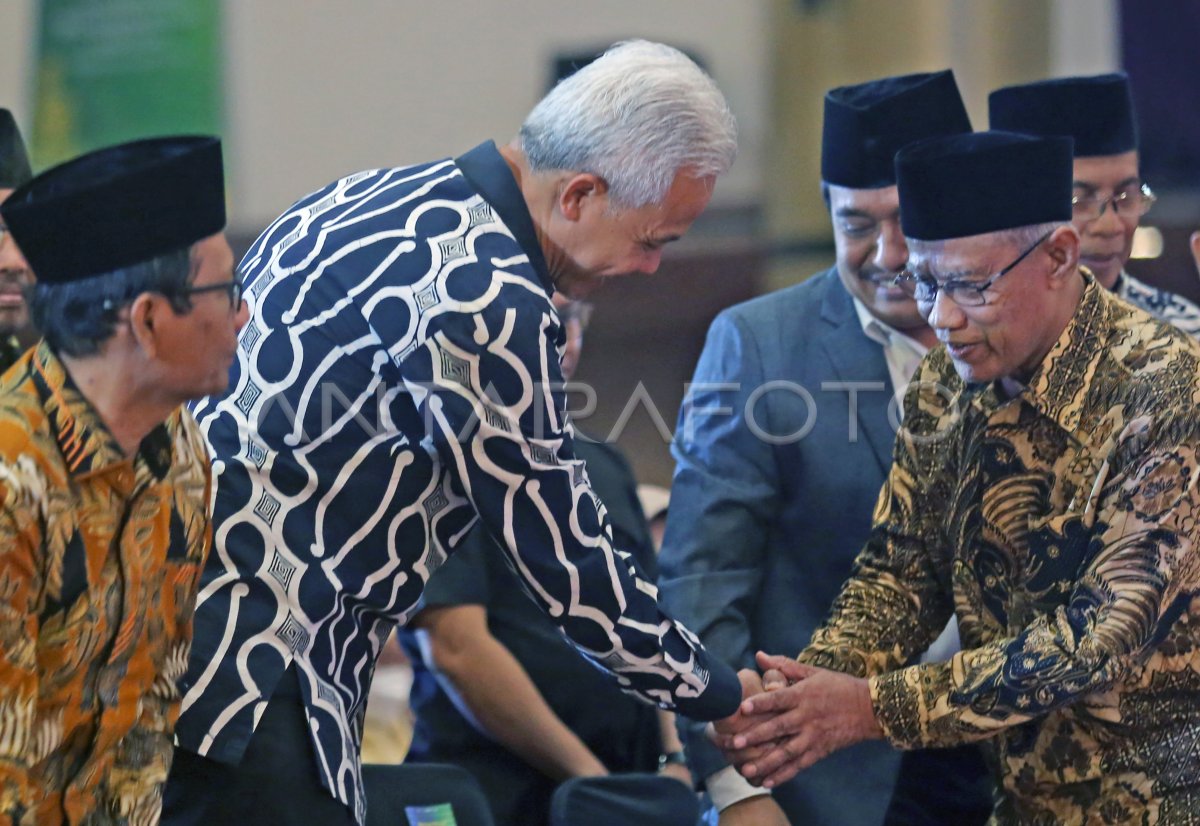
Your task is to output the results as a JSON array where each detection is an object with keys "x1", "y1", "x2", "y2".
[
  {"x1": 0, "y1": 309, "x2": 29, "y2": 336},
  {"x1": 950, "y1": 358, "x2": 999, "y2": 386},
  {"x1": 1092, "y1": 265, "x2": 1121, "y2": 289},
  {"x1": 555, "y1": 274, "x2": 603, "y2": 300}
]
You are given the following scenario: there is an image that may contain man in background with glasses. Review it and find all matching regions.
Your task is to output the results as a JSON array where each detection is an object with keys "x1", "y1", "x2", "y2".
[
  {"x1": 0, "y1": 110, "x2": 36, "y2": 372},
  {"x1": 989, "y1": 73, "x2": 1200, "y2": 336},
  {"x1": 714, "y1": 130, "x2": 1200, "y2": 824},
  {"x1": 0, "y1": 136, "x2": 246, "y2": 824}
]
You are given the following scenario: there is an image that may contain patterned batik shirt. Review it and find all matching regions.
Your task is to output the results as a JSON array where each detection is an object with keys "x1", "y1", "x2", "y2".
[
  {"x1": 0, "y1": 337, "x2": 23, "y2": 376},
  {"x1": 1117, "y1": 270, "x2": 1200, "y2": 338},
  {"x1": 0, "y1": 343, "x2": 212, "y2": 826},
  {"x1": 799, "y1": 274, "x2": 1200, "y2": 824},
  {"x1": 175, "y1": 141, "x2": 737, "y2": 823}
]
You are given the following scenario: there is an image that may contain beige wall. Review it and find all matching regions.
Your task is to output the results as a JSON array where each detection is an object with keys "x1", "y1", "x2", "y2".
[
  {"x1": 0, "y1": 0, "x2": 1127, "y2": 484},
  {"x1": 0, "y1": 0, "x2": 769, "y2": 233},
  {"x1": 1050, "y1": 0, "x2": 1120, "y2": 76},
  {"x1": 1, "y1": 0, "x2": 1122, "y2": 240},
  {"x1": 761, "y1": 0, "x2": 1119, "y2": 291},
  {"x1": 0, "y1": 1, "x2": 38, "y2": 121}
]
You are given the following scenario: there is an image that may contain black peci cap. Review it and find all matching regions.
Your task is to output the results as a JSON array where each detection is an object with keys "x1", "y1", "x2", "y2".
[
  {"x1": 0, "y1": 135, "x2": 225, "y2": 284},
  {"x1": 821, "y1": 70, "x2": 973, "y2": 189},
  {"x1": 988, "y1": 73, "x2": 1137, "y2": 158},
  {"x1": 896, "y1": 131, "x2": 1074, "y2": 241}
]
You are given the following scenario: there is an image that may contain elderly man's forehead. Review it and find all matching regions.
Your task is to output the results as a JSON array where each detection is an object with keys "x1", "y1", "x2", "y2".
[{"x1": 907, "y1": 232, "x2": 1008, "y2": 270}]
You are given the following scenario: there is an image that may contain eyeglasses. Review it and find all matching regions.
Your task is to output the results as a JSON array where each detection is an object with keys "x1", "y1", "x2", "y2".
[
  {"x1": 1071, "y1": 183, "x2": 1155, "y2": 224},
  {"x1": 893, "y1": 230, "x2": 1053, "y2": 308},
  {"x1": 182, "y1": 274, "x2": 245, "y2": 311}
]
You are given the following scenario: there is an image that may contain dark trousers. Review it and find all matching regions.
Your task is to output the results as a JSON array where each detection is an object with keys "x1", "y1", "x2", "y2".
[
  {"x1": 883, "y1": 744, "x2": 994, "y2": 826},
  {"x1": 162, "y1": 665, "x2": 357, "y2": 826}
]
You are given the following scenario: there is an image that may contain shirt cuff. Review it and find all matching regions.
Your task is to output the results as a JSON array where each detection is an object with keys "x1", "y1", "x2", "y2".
[
  {"x1": 706, "y1": 766, "x2": 771, "y2": 812},
  {"x1": 869, "y1": 665, "x2": 931, "y2": 750}
]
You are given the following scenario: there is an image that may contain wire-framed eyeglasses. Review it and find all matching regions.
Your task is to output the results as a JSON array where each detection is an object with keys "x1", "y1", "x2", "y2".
[
  {"x1": 1071, "y1": 183, "x2": 1155, "y2": 224},
  {"x1": 893, "y1": 230, "x2": 1054, "y2": 308}
]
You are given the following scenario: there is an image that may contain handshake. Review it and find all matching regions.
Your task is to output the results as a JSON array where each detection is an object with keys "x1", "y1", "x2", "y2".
[{"x1": 707, "y1": 652, "x2": 884, "y2": 789}]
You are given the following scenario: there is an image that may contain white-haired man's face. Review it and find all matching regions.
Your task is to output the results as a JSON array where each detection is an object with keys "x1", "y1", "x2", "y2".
[{"x1": 546, "y1": 171, "x2": 715, "y2": 298}]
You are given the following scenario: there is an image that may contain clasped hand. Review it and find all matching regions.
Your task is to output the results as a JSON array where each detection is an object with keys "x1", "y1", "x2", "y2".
[{"x1": 707, "y1": 652, "x2": 883, "y2": 789}]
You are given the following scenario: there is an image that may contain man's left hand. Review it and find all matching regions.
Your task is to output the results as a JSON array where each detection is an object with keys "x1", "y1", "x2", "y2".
[{"x1": 710, "y1": 652, "x2": 884, "y2": 789}]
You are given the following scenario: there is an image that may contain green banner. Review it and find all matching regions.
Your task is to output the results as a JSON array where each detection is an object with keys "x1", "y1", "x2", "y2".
[{"x1": 31, "y1": 0, "x2": 222, "y2": 169}]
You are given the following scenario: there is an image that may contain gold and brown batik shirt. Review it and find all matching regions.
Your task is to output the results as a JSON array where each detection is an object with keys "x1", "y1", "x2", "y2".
[
  {"x1": 800, "y1": 275, "x2": 1200, "y2": 824},
  {"x1": 0, "y1": 342, "x2": 212, "y2": 825}
]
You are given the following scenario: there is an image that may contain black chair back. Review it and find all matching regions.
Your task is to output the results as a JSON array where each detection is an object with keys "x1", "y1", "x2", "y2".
[
  {"x1": 363, "y1": 763, "x2": 495, "y2": 826},
  {"x1": 549, "y1": 774, "x2": 700, "y2": 826}
]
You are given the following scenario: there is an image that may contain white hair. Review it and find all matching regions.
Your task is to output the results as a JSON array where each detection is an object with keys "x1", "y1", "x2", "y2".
[
  {"x1": 519, "y1": 40, "x2": 737, "y2": 209},
  {"x1": 908, "y1": 221, "x2": 1068, "y2": 264}
]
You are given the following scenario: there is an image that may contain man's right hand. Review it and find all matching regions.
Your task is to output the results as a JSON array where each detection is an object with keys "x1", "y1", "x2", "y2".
[
  {"x1": 708, "y1": 660, "x2": 794, "y2": 780},
  {"x1": 712, "y1": 661, "x2": 790, "y2": 735},
  {"x1": 711, "y1": 668, "x2": 766, "y2": 743},
  {"x1": 718, "y1": 795, "x2": 791, "y2": 826}
]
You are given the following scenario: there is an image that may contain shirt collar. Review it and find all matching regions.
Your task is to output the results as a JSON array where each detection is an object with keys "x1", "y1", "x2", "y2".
[
  {"x1": 851, "y1": 295, "x2": 930, "y2": 357},
  {"x1": 31, "y1": 341, "x2": 174, "y2": 481},
  {"x1": 1007, "y1": 271, "x2": 1111, "y2": 437},
  {"x1": 455, "y1": 141, "x2": 554, "y2": 295}
]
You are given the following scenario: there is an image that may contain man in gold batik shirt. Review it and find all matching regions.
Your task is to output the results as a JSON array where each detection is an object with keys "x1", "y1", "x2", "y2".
[
  {"x1": 0, "y1": 136, "x2": 247, "y2": 824},
  {"x1": 714, "y1": 132, "x2": 1200, "y2": 824}
]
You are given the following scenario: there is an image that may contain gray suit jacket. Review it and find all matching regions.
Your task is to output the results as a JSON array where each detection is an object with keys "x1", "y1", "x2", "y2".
[{"x1": 659, "y1": 268, "x2": 902, "y2": 825}]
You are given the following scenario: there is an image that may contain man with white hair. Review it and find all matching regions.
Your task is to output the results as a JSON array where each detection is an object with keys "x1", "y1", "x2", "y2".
[
  {"x1": 164, "y1": 40, "x2": 742, "y2": 826},
  {"x1": 714, "y1": 131, "x2": 1200, "y2": 823}
]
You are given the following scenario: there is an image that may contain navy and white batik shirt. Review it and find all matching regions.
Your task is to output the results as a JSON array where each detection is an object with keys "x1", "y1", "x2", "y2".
[
  {"x1": 174, "y1": 141, "x2": 738, "y2": 822},
  {"x1": 1116, "y1": 270, "x2": 1200, "y2": 338}
]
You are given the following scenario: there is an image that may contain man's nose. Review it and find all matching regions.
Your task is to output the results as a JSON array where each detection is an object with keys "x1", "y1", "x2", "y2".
[
  {"x1": 1088, "y1": 201, "x2": 1125, "y2": 235},
  {"x1": 638, "y1": 248, "x2": 663, "y2": 275},
  {"x1": 874, "y1": 224, "x2": 909, "y2": 273},
  {"x1": 925, "y1": 287, "x2": 964, "y2": 330}
]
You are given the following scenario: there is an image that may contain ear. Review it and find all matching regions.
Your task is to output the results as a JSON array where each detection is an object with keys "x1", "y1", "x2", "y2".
[
  {"x1": 127, "y1": 292, "x2": 162, "y2": 358},
  {"x1": 558, "y1": 173, "x2": 608, "y2": 222},
  {"x1": 1045, "y1": 224, "x2": 1081, "y2": 287},
  {"x1": 1190, "y1": 230, "x2": 1200, "y2": 280}
]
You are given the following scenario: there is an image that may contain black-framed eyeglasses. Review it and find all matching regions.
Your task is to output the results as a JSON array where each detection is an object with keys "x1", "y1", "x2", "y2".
[
  {"x1": 182, "y1": 274, "x2": 245, "y2": 311},
  {"x1": 893, "y1": 230, "x2": 1054, "y2": 308},
  {"x1": 1072, "y1": 183, "x2": 1155, "y2": 224}
]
